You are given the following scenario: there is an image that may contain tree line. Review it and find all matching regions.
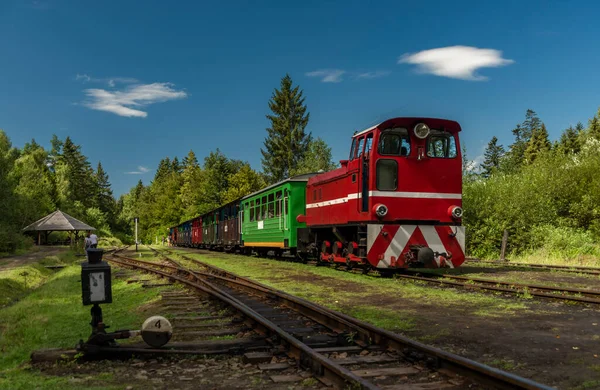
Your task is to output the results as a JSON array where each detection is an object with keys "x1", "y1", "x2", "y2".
[
  {"x1": 2, "y1": 73, "x2": 598, "y2": 259},
  {"x1": 0, "y1": 133, "x2": 118, "y2": 252},
  {"x1": 465, "y1": 107, "x2": 600, "y2": 258},
  {"x1": 0, "y1": 74, "x2": 336, "y2": 251}
]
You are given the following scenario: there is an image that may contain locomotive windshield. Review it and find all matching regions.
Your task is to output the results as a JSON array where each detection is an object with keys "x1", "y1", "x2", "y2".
[
  {"x1": 378, "y1": 128, "x2": 410, "y2": 156},
  {"x1": 427, "y1": 130, "x2": 458, "y2": 158}
]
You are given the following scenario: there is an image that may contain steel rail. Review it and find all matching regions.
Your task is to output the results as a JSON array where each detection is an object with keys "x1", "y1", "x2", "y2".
[
  {"x1": 153, "y1": 248, "x2": 552, "y2": 390},
  {"x1": 418, "y1": 273, "x2": 600, "y2": 298},
  {"x1": 397, "y1": 273, "x2": 600, "y2": 305},
  {"x1": 465, "y1": 258, "x2": 600, "y2": 276},
  {"x1": 106, "y1": 252, "x2": 379, "y2": 390}
]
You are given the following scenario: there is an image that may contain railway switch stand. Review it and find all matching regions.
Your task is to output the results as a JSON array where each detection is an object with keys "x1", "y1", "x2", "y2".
[
  {"x1": 77, "y1": 248, "x2": 173, "y2": 354},
  {"x1": 80, "y1": 248, "x2": 114, "y2": 346}
]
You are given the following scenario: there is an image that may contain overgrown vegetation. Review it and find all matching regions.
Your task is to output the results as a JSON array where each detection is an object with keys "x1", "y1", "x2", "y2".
[
  {"x1": 0, "y1": 254, "x2": 170, "y2": 389},
  {"x1": 0, "y1": 132, "x2": 122, "y2": 251},
  {"x1": 464, "y1": 108, "x2": 600, "y2": 261}
]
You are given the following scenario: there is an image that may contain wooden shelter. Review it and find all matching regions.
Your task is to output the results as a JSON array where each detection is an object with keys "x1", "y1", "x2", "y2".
[{"x1": 22, "y1": 210, "x2": 96, "y2": 245}]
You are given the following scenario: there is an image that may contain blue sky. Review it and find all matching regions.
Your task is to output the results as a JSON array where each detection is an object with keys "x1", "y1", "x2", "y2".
[{"x1": 1, "y1": 0, "x2": 600, "y2": 196}]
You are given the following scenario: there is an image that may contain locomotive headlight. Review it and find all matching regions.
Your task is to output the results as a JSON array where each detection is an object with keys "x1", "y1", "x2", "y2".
[
  {"x1": 413, "y1": 123, "x2": 430, "y2": 139},
  {"x1": 449, "y1": 206, "x2": 463, "y2": 219},
  {"x1": 373, "y1": 203, "x2": 388, "y2": 218}
]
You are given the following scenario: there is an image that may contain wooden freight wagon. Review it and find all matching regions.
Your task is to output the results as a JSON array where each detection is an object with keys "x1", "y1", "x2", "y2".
[
  {"x1": 240, "y1": 173, "x2": 317, "y2": 256},
  {"x1": 217, "y1": 200, "x2": 242, "y2": 251},
  {"x1": 191, "y1": 217, "x2": 202, "y2": 248},
  {"x1": 202, "y1": 211, "x2": 218, "y2": 249}
]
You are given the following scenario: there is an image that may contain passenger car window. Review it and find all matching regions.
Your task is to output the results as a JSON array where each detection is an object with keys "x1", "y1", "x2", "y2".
[
  {"x1": 376, "y1": 159, "x2": 398, "y2": 191},
  {"x1": 378, "y1": 128, "x2": 410, "y2": 156},
  {"x1": 427, "y1": 131, "x2": 457, "y2": 158}
]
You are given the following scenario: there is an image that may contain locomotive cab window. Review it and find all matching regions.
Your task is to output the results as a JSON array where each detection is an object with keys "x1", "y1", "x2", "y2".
[
  {"x1": 365, "y1": 133, "x2": 373, "y2": 156},
  {"x1": 427, "y1": 131, "x2": 457, "y2": 158},
  {"x1": 378, "y1": 128, "x2": 410, "y2": 156},
  {"x1": 356, "y1": 137, "x2": 365, "y2": 158},
  {"x1": 349, "y1": 138, "x2": 357, "y2": 160}
]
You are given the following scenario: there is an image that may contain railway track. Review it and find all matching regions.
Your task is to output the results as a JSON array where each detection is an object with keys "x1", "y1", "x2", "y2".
[
  {"x1": 162, "y1": 245, "x2": 600, "y2": 306},
  {"x1": 113, "y1": 246, "x2": 552, "y2": 390},
  {"x1": 396, "y1": 271, "x2": 600, "y2": 305},
  {"x1": 465, "y1": 258, "x2": 600, "y2": 276}
]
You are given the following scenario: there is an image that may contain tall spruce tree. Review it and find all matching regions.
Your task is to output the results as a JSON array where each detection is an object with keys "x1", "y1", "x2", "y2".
[
  {"x1": 60, "y1": 136, "x2": 95, "y2": 209},
  {"x1": 261, "y1": 74, "x2": 311, "y2": 184},
  {"x1": 95, "y1": 162, "x2": 115, "y2": 218},
  {"x1": 524, "y1": 123, "x2": 551, "y2": 163},
  {"x1": 558, "y1": 125, "x2": 581, "y2": 154},
  {"x1": 154, "y1": 158, "x2": 171, "y2": 182},
  {"x1": 179, "y1": 150, "x2": 203, "y2": 219},
  {"x1": 588, "y1": 107, "x2": 600, "y2": 140},
  {"x1": 480, "y1": 136, "x2": 505, "y2": 177}
]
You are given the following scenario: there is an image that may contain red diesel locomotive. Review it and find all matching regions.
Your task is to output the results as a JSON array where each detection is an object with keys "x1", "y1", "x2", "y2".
[{"x1": 297, "y1": 117, "x2": 465, "y2": 270}]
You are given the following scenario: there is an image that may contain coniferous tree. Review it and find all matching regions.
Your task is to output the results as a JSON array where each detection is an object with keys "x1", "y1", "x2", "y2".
[
  {"x1": 171, "y1": 157, "x2": 182, "y2": 174},
  {"x1": 524, "y1": 123, "x2": 551, "y2": 164},
  {"x1": 261, "y1": 74, "x2": 311, "y2": 184},
  {"x1": 504, "y1": 110, "x2": 543, "y2": 171},
  {"x1": 480, "y1": 136, "x2": 505, "y2": 177},
  {"x1": 588, "y1": 107, "x2": 600, "y2": 140},
  {"x1": 179, "y1": 150, "x2": 203, "y2": 219},
  {"x1": 558, "y1": 125, "x2": 581, "y2": 154},
  {"x1": 60, "y1": 136, "x2": 95, "y2": 210},
  {"x1": 154, "y1": 158, "x2": 171, "y2": 182},
  {"x1": 95, "y1": 162, "x2": 115, "y2": 219}
]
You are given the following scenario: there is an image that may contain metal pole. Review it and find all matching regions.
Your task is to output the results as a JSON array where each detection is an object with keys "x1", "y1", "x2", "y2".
[{"x1": 135, "y1": 218, "x2": 138, "y2": 252}]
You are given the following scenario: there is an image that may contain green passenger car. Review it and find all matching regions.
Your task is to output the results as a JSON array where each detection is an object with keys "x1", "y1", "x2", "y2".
[{"x1": 241, "y1": 173, "x2": 317, "y2": 250}]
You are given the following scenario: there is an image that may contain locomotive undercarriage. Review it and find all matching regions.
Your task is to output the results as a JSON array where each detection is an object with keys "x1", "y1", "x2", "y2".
[{"x1": 297, "y1": 223, "x2": 454, "y2": 272}]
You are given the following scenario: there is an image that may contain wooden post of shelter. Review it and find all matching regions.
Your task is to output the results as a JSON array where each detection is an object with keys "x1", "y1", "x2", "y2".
[{"x1": 500, "y1": 230, "x2": 509, "y2": 261}]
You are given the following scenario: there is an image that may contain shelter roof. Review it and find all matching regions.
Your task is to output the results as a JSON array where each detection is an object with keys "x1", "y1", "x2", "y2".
[{"x1": 22, "y1": 210, "x2": 96, "y2": 232}]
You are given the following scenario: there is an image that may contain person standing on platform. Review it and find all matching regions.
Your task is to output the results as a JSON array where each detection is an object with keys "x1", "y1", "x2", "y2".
[{"x1": 86, "y1": 231, "x2": 99, "y2": 248}]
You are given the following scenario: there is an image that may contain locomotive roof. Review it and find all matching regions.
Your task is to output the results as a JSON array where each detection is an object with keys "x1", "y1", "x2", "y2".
[
  {"x1": 353, "y1": 117, "x2": 461, "y2": 138},
  {"x1": 241, "y1": 172, "x2": 321, "y2": 201}
]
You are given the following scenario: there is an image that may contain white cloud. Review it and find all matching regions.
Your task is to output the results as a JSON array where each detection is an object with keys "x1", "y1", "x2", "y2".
[
  {"x1": 355, "y1": 71, "x2": 391, "y2": 80},
  {"x1": 76, "y1": 73, "x2": 91, "y2": 82},
  {"x1": 125, "y1": 166, "x2": 150, "y2": 174},
  {"x1": 82, "y1": 82, "x2": 188, "y2": 118},
  {"x1": 76, "y1": 74, "x2": 138, "y2": 86},
  {"x1": 398, "y1": 46, "x2": 514, "y2": 81},
  {"x1": 306, "y1": 69, "x2": 346, "y2": 83}
]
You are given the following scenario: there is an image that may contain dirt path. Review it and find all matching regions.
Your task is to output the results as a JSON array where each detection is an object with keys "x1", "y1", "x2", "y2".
[{"x1": 0, "y1": 246, "x2": 68, "y2": 270}]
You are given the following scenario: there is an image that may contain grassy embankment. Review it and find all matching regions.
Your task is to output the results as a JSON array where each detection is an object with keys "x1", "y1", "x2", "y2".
[
  {"x1": 0, "y1": 249, "x2": 175, "y2": 390},
  {"x1": 162, "y1": 247, "x2": 533, "y2": 334}
]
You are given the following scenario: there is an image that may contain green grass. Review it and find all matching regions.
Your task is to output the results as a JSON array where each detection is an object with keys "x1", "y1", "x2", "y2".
[
  {"x1": 0, "y1": 251, "x2": 176, "y2": 389},
  {"x1": 161, "y1": 248, "x2": 530, "y2": 330},
  {"x1": 0, "y1": 251, "x2": 80, "y2": 309}
]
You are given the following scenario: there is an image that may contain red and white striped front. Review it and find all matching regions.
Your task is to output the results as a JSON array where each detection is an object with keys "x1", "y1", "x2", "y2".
[{"x1": 366, "y1": 224, "x2": 466, "y2": 268}]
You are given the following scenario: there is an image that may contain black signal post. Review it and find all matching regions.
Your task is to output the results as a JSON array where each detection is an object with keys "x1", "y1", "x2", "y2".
[{"x1": 80, "y1": 248, "x2": 115, "y2": 346}]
